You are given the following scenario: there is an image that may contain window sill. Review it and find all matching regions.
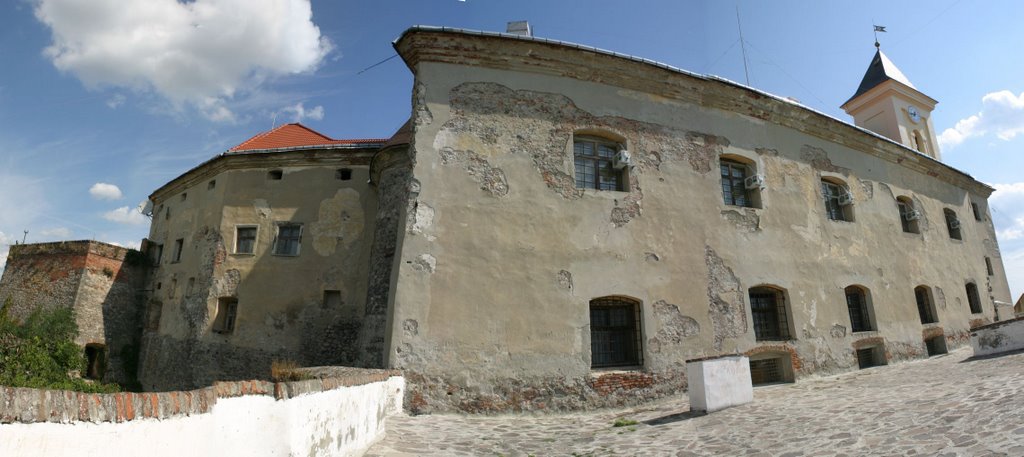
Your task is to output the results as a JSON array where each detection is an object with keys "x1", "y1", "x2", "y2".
[
  {"x1": 231, "y1": 253, "x2": 256, "y2": 257},
  {"x1": 723, "y1": 204, "x2": 762, "y2": 211},
  {"x1": 826, "y1": 218, "x2": 855, "y2": 224},
  {"x1": 851, "y1": 330, "x2": 878, "y2": 335},
  {"x1": 921, "y1": 321, "x2": 941, "y2": 327},
  {"x1": 754, "y1": 338, "x2": 796, "y2": 343},
  {"x1": 589, "y1": 366, "x2": 644, "y2": 375},
  {"x1": 271, "y1": 253, "x2": 300, "y2": 257}
]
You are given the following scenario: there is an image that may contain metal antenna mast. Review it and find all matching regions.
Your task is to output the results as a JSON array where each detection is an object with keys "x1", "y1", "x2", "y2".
[{"x1": 736, "y1": 6, "x2": 751, "y2": 86}]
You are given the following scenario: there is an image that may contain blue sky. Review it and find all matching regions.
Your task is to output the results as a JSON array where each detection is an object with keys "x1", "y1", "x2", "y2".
[{"x1": 3, "y1": 0, "x2": 1024, "y2": 299}]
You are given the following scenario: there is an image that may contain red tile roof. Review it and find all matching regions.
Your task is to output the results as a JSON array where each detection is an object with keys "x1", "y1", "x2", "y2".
[{"x1": 228, "y1": 123, "x2": 386, "y2": 152}]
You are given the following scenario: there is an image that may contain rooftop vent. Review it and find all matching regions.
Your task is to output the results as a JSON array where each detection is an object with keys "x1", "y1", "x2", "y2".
[{"x1": 506, "y1": 21, "x2": 532, "y2": 37}]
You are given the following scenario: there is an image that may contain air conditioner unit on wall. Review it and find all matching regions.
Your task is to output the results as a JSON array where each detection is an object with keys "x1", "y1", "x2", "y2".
[
  {"x1": 905, "y1": 210, "x2": 922, "y2": 221},
  {"x1": 838, "y1": 192, "x2": 854, "y2": 206},
  {"x1": 744, "y1": 174, "x2": 766, "y2": 190},
  {"x1": 613, "y1": 150, "x2": 633, "y2": 169}
]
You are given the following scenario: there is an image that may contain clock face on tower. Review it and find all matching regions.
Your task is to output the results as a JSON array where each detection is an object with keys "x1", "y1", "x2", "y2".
[{"x1": 907, "y1": 105, "x2": 921, "y2": 123}]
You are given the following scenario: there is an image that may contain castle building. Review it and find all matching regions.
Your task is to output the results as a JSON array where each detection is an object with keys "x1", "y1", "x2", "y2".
[{"x1": 1, "y1": 27, "x2": 1011, "y2": 413}]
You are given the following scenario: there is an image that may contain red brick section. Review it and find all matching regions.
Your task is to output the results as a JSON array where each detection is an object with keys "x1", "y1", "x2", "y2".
[
  {"x1": 0, "y1": 368, "x2": 401, "y2": 424},
  {"x1": 745, "y1": 344, "x2": 803, "y2": 371},
  {"x1": 588, "y1": 372, "x2": 657, "y2": 396},
  {"x1": 922, "y1": 326, "x2": 945, "y2": 340}
]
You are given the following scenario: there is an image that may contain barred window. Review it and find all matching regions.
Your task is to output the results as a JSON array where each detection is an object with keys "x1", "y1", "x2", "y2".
[
  {"x1": 574, "y1": 137, "x2": 624, "y2": 191},
  {"x1": 821, "y1": 179, "x2": 854, "y2": 222},
  {"x1": 915, "y1": 286, "x2": 938, "y2": 324},
  {"x1": 590, "y1": 297, "x2": 642, "y2": 368},
  {"x1": 944, "y1": 209, "x2": 961, "y2": 240},
  {"x1": 896, "y1": 196, "x2": 920, "y2": 234},
  {"x1": 966, "y1": 283, "x2": 982, "y2": 314},
  {"x1": 749, "y1": 287, "x2": 791, "y2": 341},
  {"x1": 720, "y1": 159, "x2": 750, "y2": 207},
  {"x1": 845, "y1": 286, "x2": 873, "y2": 333}
]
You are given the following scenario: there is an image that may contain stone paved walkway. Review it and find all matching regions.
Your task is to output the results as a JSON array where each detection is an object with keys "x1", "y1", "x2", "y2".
[{"x1": 367, "y1": 347, "x2": 1024, "y2": 456}]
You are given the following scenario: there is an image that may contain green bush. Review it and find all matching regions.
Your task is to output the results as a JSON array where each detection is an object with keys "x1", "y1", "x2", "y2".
[{"x1": 0, "y1": 300, "x2": 120, "y2": 393}]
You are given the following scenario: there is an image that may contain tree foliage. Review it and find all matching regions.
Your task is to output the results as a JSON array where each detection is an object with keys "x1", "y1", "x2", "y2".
[{"x1": 0, "y1": 300, "x2": 120, "y2": 393}]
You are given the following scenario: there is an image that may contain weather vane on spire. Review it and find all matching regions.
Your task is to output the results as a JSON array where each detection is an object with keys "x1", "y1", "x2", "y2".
[{"x1": 873, "y1": 24, "x2": 887, "y2": 49}]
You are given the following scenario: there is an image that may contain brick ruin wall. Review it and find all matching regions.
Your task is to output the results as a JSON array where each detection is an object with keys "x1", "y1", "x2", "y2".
[{"x1": 0, "y1": 241, "x2": 146, "y2": 385}]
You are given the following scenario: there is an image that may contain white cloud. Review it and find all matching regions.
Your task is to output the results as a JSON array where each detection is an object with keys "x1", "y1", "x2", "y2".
[
  {"x1": 106, "y1": 240, "x2": 142, "y2": 250},
  {"x1": 106, "y1": 93, "x2": 125, "y2": 109},
  {"x1": 102, "y1": 206, "x2": 148, "y2": 225},
  {"x1": 33, "y1": 0, "x2": 332, "y2": 122},
  {"x1": 939, "y1": 90, "x2": 1024, "y2": 150},
  {"x1": 277, "y1": 102, "x2": 324, "y2": 123},
  {"x1": 40, "y1": 227, "x2": 72, "y2": 239},
  {"x1": 0, "y1": 231, "x2": 15, "y2": 273},
  {"x1": 89, "y1": 182, "x2": 123, "y2": 200}
]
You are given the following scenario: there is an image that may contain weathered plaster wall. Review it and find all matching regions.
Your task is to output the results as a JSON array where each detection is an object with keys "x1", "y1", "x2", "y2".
[
  {"x1": 139, "y1": 149, "x2": 382, "y2": 390},
  {"x1": 0, "y1": 241, "x2": 146, "y2": 384},
  {"x1": 0, "y1": 371, "x2": 404, "y2": 457},
  {"x1": 386, "y1": 31, "x2": 1012, "y2": 412}
]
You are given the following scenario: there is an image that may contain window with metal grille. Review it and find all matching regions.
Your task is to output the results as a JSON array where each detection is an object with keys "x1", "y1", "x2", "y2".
[
  {"x1": 213, "y1": 297, "x2": 238, "y2": 334},
  {"x1": 235, "y1": 226, "x2": 257, "y2": 254},
  {"x1": 273, "y1": 223, "x2": 302, "y2": 256},
  {"x1": 966, "y1": 283, "x2": 982, "y2": 314},
  {"x1": 915, "y1": 286, "x2": 938, "y2": 324},
  {"x1": 944, "y1": 209, "x2": 961, "y2": 240},
  {"x1": 896, "y1": 197, "x2": 919, "y2": 234},
  {"x1": 749, "y1": 287, "x2": 790, "y2": 341},
  {"x1": 749, "y1": 358, "x2": 783, "y2": 385},
  {"x1": 856, "y1": 347, "x2": 880, "y2": 369},
  {"x1": 821, "y1": 180, "x2": 853, "y2": 222},
  {"x1": 925, "y1": 336, "x2": 947, "y2": 356},
  {"x1": 845, "y1": 286, "x2": 873, "y2": 332},
  {"x1": 720, "y1": 159, "x2": 751, "y2": 207},
  {"x1": 589, "y1": 297, "x2": 642, "y2": 368},
  {"x1": 574, "y1": 137, "x2": 624, "y2": 191}
]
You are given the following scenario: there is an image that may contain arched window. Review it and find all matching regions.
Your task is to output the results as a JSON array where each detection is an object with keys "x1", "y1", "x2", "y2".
[
  {"x1": 845, "y1": 285, "x2": 875, "y2": 333},
  {"x1": 821, "y1": 178, "x2": 854, "y2": 222},
  {"x1": 748, "y1": 286, "x2": 792, "y2": 341},
  {"x1": 913, "y1": 130, "x2": 926, "y2": 153},
  {"x1": 965, "y1": 282, "x2": 982, "y2": 314},
  {"x1": 896, "y1": 196, "x2": 920, "y2": 234},
  {"x1": 914, "y1": 286, "x2": 938, "y2": 324},
  {"x1": 944, "y1": 209, "x2": 961, "y2": 240},
  {"x1": 589, "y1": 297, "x2": 642, "y2": 368},
  {"x1": 720, "y1": 156, "x2": 762, "y2": 208},
  {"x1": 574, "y1": 135, "x2": 626, "y2": 191}
]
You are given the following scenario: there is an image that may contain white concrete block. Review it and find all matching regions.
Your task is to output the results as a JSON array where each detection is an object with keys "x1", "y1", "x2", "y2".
[
  {"x1": 686, "y1": 355, "x2": 753, "y2": 413},
  {"x1": 971, "y1": 317, "x2": 1024, "y2": 357}
]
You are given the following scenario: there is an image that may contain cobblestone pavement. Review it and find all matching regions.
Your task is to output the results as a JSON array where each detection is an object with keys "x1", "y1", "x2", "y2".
[{"x1": 367, "y1": 347, "x2": 1024, "y2": 456}]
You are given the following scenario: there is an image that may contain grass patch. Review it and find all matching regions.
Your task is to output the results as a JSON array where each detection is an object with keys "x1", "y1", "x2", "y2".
[
  {"x1": 612, "y1": 418, "x2": 638, "y2": 428},
  {"x1": 270, "y1": 359, "x2": 314, "y2": 382}
]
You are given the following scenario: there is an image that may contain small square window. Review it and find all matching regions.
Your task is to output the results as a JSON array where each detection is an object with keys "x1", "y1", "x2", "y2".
[
  {"x1": 180, "y1": 193, "x2": 187, "y2": 201},
  {"x1": 971, "y1": 202, "x2": 982, "y2": 221},
  {"x1": 273, "y1": 224, "x2": 302, "y2": 256},
  {"x1": 150, "y1": 243, "x2": 163, "y2": 266},
  {"x1": 235, "y1": 226, "x2": 257, "y2": 254},
  {"x1": 574, "y1": 136, "x2": 626, "y2": 191},
  {"x1": 213, "y1": 297, "x2": 238, "y2": 334},
  {"x1": 336, "y1": 168, "x2": 353, "y2": 181},
  {"x1": 171, "y1": 238, "x2": 183, "y2": 263},
  {"x1": 268, "y1": 170, "x2": 283, "y2": 180},
  {"x1": 208, "y1": 180, "x2": 216, "y2": 190},
  {"x1": 986, "y1": 257, "x2": 994, "y2": 276},
  {"x1": 165, "y1": 207, "x2": 171, "y2": 220},
  {"x1": 323, "y1": 290, "x2": 341, "y2": 308}
]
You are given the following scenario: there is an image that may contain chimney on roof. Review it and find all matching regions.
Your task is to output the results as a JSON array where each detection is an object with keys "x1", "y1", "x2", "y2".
[{"x1": 506, "y1": 21, "x2": 532, "y2": 37}]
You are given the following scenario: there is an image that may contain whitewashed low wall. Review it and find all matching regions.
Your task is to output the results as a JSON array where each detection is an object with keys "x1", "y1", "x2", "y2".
[
  {"x1": 0, "y1": 375, "x2": 404, "y2": 457},
  {"x1": 686, "y1": 355, "x2": 753, "y2": 413},
  {"x1": 971, "y1": 317, "x2": 1024, "y2": 357}
]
